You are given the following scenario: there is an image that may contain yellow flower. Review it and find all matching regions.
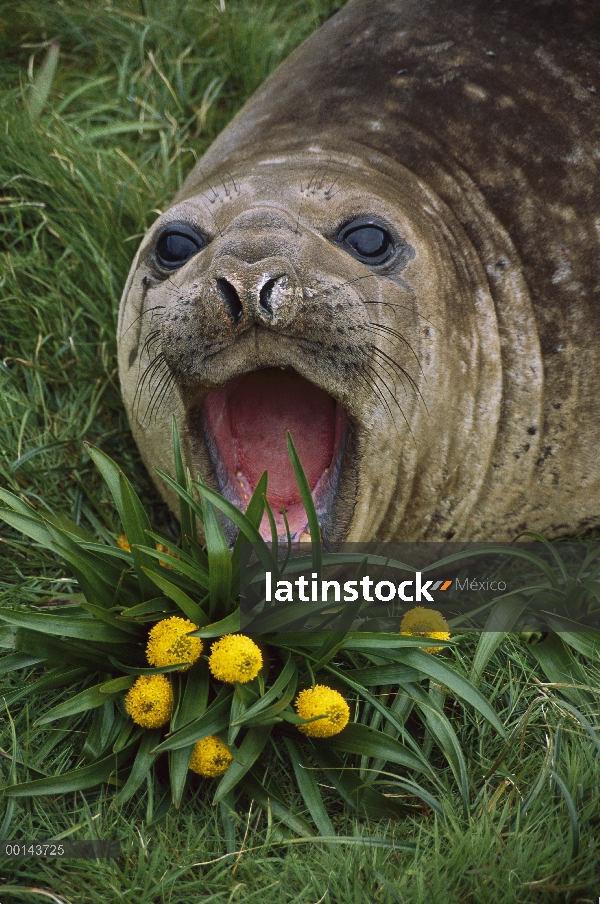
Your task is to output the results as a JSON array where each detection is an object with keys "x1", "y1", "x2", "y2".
[
  {"x1": 189, "y1": 735, "x2": 233, "y2": 777},
  {"x1": 208, "y1": 634, "x2": 263, "y2": 684},
  {"x1": 117, "y1": 534, "x2": 130, "y2": 551},
  {"x1": 125, "y1": 674, "x2": 172, "y2": 728},
  {"x1": 400, "y1": 606, "x2": 451, "y2": 653},
  {"x1": 146, "y1": 616, "x2": 202, "y2": 671},
  {"x1": 295, "y1": 685, "x2": 350, "y2": 738}
]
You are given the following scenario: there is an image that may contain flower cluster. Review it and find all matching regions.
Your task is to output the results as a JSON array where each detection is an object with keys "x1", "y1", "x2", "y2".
[
  {"x1": 125, "y1": 617, "x2": 201, "y2": 730},
  {"x1": 208, "y1": 634, "x2": 263, "y2": 684},
  {"x1": 189, "y1": 735, "x2": 233, "y2": 777},
  {"x1": 400, "y1": 606, "x2": 450, "y2": 653},
  {"x1": 294, "y1": 685, "x2": 350, "y2": 738},
  {"x1": 146, "y1": 616, "x2": 202, "y2": 671},
  {"x1": 124, "y1": 674, "x2": 172, "y2": 728},
  {"x1": 123, "y1": 618, "x2": 351, "y2": 785}
]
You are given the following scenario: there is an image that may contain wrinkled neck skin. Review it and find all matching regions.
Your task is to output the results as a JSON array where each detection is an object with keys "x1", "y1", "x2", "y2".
[{"x1": 119, "y1": 140, "x2": 532, "y2": 543}]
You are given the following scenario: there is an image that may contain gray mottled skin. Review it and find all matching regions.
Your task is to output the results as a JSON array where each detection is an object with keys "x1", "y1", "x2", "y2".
[{"x1": 118, "y1": 0, "x2": 600, "y2": 542}]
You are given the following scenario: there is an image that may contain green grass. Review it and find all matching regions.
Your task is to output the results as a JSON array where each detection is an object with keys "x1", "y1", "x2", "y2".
[
  {"x1": 0, "y1": 2, "x2": 599, "y2": 902},
  {"x1": 1, "y1": 636, "x2": 599, "y2": 903}
]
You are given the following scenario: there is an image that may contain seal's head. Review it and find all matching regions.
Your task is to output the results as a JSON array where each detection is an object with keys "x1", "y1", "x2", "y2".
[{"x1": 118, "y1": 152, "x2": 501, "y2": 542}]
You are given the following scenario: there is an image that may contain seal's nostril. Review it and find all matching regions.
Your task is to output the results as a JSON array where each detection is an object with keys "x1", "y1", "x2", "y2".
[
  {"x1": 259, "y1": 277, "x2": 277, "y2": 316},
  {"x1": 216, "y1": 277, "x2": 243, "y2": 324}
]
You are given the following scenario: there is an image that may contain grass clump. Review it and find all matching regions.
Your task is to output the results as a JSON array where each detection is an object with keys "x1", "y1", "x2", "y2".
[{"x1": 0, "y1": 428, "x2": 599, "y2": 903}]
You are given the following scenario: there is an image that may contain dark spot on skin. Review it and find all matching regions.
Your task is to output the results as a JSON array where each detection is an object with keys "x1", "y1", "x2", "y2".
[
  {"x1": 445, "y1": 530, "x2": 455, "y2": 540},
  {"x1": 496, "y1": 260, "x2": 507, "y2": 268},
  {"x1": 517, "y1": 522, "x2": 527, "y2": 532},
  {"x1": 553, "y1": 403, "x2": 561, "y2": 409},
  {"x1": 527, "y1": 426, "x2": 537, "y2": 435},
  {"x1": 523, "y1": 443, "x2": 530, "y2": 452},
  {"x1": 129, "y1": 347, "x2": 138, "y2": 367}
]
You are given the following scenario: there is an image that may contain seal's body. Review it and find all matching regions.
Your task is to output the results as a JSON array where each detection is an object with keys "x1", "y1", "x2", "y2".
[{"x1": 118, "y1": 0, "x2": 600, "y2": 543}]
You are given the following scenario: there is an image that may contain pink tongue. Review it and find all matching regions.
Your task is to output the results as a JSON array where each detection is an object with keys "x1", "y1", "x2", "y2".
[{"x1": 228, "y1": 370, "x2": 335, "y2": 506}]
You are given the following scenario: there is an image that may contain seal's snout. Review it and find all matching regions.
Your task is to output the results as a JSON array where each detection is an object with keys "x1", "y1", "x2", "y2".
[{"x1": 208, "y1": 254, "x2": 302, "y2": 331}]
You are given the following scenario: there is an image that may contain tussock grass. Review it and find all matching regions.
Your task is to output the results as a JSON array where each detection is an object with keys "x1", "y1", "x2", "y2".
[
  {"x1": 0, "y1": 2, "x2": 599, "y2": 902},
  {"x1": 1, "y1": 638, "x2": 598, "y2": 903}
]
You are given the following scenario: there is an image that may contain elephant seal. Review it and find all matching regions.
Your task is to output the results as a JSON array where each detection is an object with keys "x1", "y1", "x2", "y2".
[{"x1": 118, "y1": 0, "x2": 600, "y2": 544}]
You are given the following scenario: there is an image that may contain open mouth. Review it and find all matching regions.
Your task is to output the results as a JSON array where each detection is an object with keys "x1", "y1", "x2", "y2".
[{"x1": 200, "y1": 368, "x2": 348, "y2": 540}]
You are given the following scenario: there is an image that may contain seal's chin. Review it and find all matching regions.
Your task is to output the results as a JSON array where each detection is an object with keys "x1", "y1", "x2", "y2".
[{"x1": 199, "y1": 368, "x2": 348, "y2": 541}]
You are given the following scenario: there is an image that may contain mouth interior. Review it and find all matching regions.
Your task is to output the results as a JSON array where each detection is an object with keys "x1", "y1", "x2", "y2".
[{"x1": 202, "y1": 369, "x2": 346, "y2": 539}]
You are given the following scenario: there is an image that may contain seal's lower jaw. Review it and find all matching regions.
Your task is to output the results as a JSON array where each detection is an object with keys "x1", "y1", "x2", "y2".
[{"x1": 197, "y1": 368, "x2": 348, "y2": 541}]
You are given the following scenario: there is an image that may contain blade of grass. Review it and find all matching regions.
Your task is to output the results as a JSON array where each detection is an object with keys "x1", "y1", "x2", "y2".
[
  {"x1": 199, "y1": 478, "x2": 233, "y2": 619},
  {"x1": 282, "y1": 737, "x2": 335, "y2": 836},
  {"x1": 28, "y1": 40, "x2": 60, "y2": 119},
  {"x1": 286, "y1": 431, "x2": 321, "y2": 570}
]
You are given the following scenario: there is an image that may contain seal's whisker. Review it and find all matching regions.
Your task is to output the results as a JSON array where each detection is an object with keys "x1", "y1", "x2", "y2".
[
  {"x1": 164, "y1": 274, "x2": 186, "y2": 295},
  {"x1": 120, "y1": 304, "x2": 166, "y2": 340},
  {"x1": 198, "y1": 196, "x2": 224, "y2": 238},
  {"x1": 148, "y1": 274, "x2": 187, "y2": 301},
  {"x1": 294, "y1": 193, "x2": 305, "y2": 236},
  {"x1": 191, "y1": 172, "x2": 224, "y2": 236},
  {"x1": 225, "y1": 170, "x2": 240, "y2": 195},
  {"x1": 306, "y1": 163, "x2": 328, "y2": 193},
  {"x1": 324, "y1": 155, "x2": 354, "y2": 197},
  {"x1": 368, "y1": 344, "x2": 413, "y2": 399},
  {"x1": 219, "y1": 174, "x2": 230, "y2": 197},
  {"x1": 366, "y1": 339, "x2": 416, "y2": 399},
  {"x1": 139, "y1": 358, "x2": 173, "y2": 425},
  {"x1": 144, "y1": 367, "x2": 177, "y2": 426},
  {"x1": 318, "y1": 158, "x2": 333, "y2": 192},
  {"x1": 365, "y1": 320, "x2": 423, "y2": 374},
  {"x1": 365, "y1": 337, "x2": 420, "y2": 391},
  {"x1": 197, "y1": 167, "x2": 221, "y2": 203},
  {"x1": 362, "y1": 300, "x2": 437, "y2": 329},
  {"x1": 357, "y1": 362, "x2": 404, "y2": 438},
  {"x1": 140, "y1": 328, "x2": 162, "y2": 361},
  {"x1": 364, "y1": 359, "x2": 415, "y2": 441},
  {"x1": 133, "y1": 351, "x2": 168, "y2": 418},
  {"x1": 370, "y1": 350, "x2": 418, "y2": 414},
  {"x1": 370, "y1": 344, "x2": 428, "y2": 412}
]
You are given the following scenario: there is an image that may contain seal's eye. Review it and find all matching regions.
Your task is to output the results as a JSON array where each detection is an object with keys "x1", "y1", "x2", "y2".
[
  {"x1": 155, "y1": 225, "x2": 205, "y2": 270},
  {"x1": 338, "y1": 220, "x2": 394, "y2": 265}
]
